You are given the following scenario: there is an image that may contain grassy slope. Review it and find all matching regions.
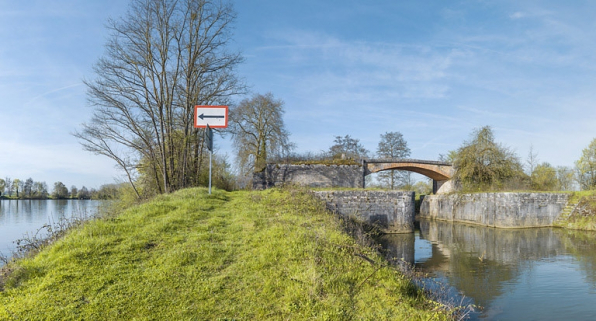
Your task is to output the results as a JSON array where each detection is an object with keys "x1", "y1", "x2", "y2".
[
  {"x1": 554, "y1": 190, "x2": 596, "y2": 231},
  {"x1": 0, "y1": 188, "x2": 448, "y2": 320}
]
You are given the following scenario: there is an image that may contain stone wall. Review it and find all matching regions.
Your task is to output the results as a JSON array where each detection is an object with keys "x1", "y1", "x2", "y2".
[
  {"x1": 420, "y1": 193, "x2": 570, "y2": 228},
  {"x1": 313, "y1": 190, "x2": 415, "y2": 233},
  {"x1": 253, "y1": 164, "x2": 364, "y2": 190}
]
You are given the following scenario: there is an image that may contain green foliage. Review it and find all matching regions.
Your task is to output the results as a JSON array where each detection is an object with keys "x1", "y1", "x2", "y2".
[
  {"x1": 0, "y1": 188, "x2": 450, "y2": 320},
  {"x1": 0, "y1": 178, "x2": 4, "y2": 197},
  {"x1": 555, "y1": 191, "x2": 596, "y2": 230},
  {"x1": 453, "y1": 126, "x2": 525, "y2": 192},
  {"x1": 92, "y1": 184, "x2": 122, "y2": 200},
  {"x1": 51, "y1": 181, "x2": 69, "y2": 199},
  {"x1": 413, "y1": 180, "x2": 433, "y2": 195},
  {"x1": 439, "y1": 150, "x2": 458, "y2": 163},
  {"x1": 556, "y1": 166, "x2": 575, "y2": 191},
  {"x1": 531, "y1": 162, "x2": 558, "y2": 191},
  {"x1": 576, "y1": 138, "x2": 596, "y2": 190},
  {"x1": 12, "y1": 179, "x2": 21, "y2": 199}
]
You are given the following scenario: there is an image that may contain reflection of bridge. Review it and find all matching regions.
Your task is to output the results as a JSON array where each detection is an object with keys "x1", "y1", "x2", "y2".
[{"x1": 362, "y1": 159, "x2": 455, "y2": 194}]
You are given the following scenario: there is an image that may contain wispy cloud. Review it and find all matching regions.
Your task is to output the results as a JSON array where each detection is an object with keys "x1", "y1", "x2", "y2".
[
  {"x1": 24, "y1": 83, "x2": 82, "y2": 106},
  {"x1": 509, "y1": 12, "x2": 526, "y2": 19},
  {"x1": 254, "y1": 31, "x2": 457, "y2": 107}
]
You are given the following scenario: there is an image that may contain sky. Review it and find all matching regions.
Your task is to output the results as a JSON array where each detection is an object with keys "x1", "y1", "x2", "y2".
[{"x1": 1, "y1": 0, "x2": 596, "y2": 189}]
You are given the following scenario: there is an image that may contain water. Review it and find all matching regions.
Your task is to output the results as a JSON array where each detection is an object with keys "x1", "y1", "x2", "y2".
[
  {"x1": 0, "y1": 199, "x2": 103, "y2": 262},
  {"x1": 378, "y1": 220, "x2": 596, "y2": 320}
]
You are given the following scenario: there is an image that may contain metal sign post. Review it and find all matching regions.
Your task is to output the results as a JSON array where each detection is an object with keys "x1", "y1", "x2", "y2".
[
  {"x1": 206, "y1": 124, "x2": 213, "y2": 194},
  {"x1": 195, "y1": 106, "x2": 228, "y2": 195}
]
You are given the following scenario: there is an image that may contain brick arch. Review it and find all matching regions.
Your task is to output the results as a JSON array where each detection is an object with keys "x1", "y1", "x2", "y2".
[{"x1": 364, "y1": 160, "x2": 453, "y2": 181}]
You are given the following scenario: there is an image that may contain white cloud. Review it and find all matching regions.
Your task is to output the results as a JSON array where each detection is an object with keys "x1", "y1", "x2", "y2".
[{"x1": 509, "y1": 12, "x2": 526, "y2": 19}]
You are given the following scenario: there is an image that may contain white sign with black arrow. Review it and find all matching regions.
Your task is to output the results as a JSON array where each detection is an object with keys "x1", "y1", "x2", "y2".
[
  {"x1": 194, "y1": 105, "x2": 228, "y2": 195},
  {"x1": 194, "y1": 105, "x2": 228, "y2": 128}
]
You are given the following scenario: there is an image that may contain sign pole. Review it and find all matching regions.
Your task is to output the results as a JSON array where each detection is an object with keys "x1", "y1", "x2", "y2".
[
  {"x1": 194, "y1": 106, "x2": 228, "y2": 195},
  {"x1": 206, "y1": 124, "x2": 213, "y2": 195},
  {"x1": 209, "y1": 148, "x2": 212, "y2": 195}
]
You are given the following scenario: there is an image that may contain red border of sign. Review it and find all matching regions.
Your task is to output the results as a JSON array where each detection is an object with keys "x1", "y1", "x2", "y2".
[{"x1": 194, "y1": 105, "x2": 229, "y2": 128}]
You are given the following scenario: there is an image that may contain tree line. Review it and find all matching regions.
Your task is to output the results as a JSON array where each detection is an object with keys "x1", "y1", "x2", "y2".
[
  {"x1": 445, "y1": 126, "x2": 596, "y2": 192},
  {"x1": 0, "y1": 178, "x2": 122, "y2": 200}
]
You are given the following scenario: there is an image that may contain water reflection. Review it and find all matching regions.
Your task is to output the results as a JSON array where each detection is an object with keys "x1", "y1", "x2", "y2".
[
  {"x1": 378, "y1": 219, "x2": 596, "y2": 320},
  {"x1": 376, "y1": 233, "x2": 415, "y2": 265},
  {"x1": 0, "y1": 200, "x2": 102, "y2": 260}
]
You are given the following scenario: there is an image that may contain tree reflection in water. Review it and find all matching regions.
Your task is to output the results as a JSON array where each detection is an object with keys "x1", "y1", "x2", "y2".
[{"x1": 377, "y1": 219, "x2": 596, "y2": 320}]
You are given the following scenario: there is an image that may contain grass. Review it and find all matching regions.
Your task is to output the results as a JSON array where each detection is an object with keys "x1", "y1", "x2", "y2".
[
  {"x1": 0, "y1": 187, "x2": 451, "y2": 320},
  {"x1": 554, "y1": 190, "x2": 596, "y2": 231}
]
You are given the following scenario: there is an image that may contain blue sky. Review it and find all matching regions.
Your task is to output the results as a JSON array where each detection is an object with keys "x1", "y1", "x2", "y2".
[{"x1": 1, "y1": 0, "x2": 596, "y2": 189}]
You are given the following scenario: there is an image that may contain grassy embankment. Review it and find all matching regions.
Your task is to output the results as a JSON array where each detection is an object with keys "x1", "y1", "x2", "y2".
[
  {"x1": 0, "y1": 187, "x2": 450, "y2": 320},
  {"x1": 554, "y1": 190, "x2": 596, "y2": 231}
]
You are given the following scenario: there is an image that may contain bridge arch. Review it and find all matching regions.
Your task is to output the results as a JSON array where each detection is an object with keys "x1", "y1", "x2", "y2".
[{"x1": 363, "y1": 159, "x2": 454, "y2": 194}]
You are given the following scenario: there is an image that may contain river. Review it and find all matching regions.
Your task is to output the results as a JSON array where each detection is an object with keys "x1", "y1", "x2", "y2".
[
  {"x1": 378, "y1": 220, "x2": 596, "y2": 320},
  {"x1": 0, "y1": 199, "x2": 103, "y2": 263}
]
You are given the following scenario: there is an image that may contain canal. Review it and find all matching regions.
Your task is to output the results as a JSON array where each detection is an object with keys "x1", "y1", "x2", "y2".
[
  {"x1": 378, "y1": 219, "x2": 596, "y2": 320},
  {"x1": 0, "y1": 199, "x2": 103, "y2": 264}
]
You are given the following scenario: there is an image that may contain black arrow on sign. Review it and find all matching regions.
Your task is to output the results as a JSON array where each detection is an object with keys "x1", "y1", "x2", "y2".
[{"x1": 199, "y1": 113, "x2": 224, "y2": 120}]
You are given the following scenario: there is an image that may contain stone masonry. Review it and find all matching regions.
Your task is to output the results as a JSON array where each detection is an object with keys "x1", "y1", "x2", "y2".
[
  {"x1": 313, "y1": 190, "x2": 416, "y2": 233},
  {"x1": 420, "y1": 193, "x2": 570, "y2": 228},
  {"x1": 253, "y1": 164, "x2": 364, "y2": 190}
]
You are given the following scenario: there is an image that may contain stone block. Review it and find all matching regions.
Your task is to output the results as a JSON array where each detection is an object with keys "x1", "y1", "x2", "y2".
[
  {"x1": 419, "y1": 192, "x2": 570, "y2": 228},
  {"x1": 314, "y1": 190, "x2": 415, "y2": 233}
]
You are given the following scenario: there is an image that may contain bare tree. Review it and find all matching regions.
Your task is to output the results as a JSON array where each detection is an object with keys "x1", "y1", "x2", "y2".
[
  {"x1": 376, "y1": 131, "x2": 411, "y2": 189},
  {"x1": 526, "y1": 144, "x2": 539, "y2": 176},
  {"x1": 4, "y1": 177, "x2": 12, "y2": 197},
  {"x1": 23, "y1": 178, "x2": 33, "y2": 198},
  {"x1": 75, "y1": 0, "x2": 244, "y2": 197},
  {"x1": 33, "y1": 181, "x2": 49, "y2": 199},
  {"x1": 230, "y1": 93, "x2": 293, "y2": 175},
  {"x1": 0, "y1": 178, "x2": 5, "y2": 197},
  {"x1": 328, "y1": 135, "x2": 369, "y2": 160}
]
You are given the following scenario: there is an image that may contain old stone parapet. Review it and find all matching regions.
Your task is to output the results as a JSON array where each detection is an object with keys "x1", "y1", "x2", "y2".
[
  {"x1": 420, "y1": 193, "x2": 570, "y2": 228},
  {"x1": 313, "y1": 190, "x2": 415, "y2": 233},
  {"x1": 253, "y1": 164, "x2": 364, "y2": 190}
]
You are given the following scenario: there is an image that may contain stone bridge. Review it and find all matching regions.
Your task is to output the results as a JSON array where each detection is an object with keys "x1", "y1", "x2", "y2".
[
  {"x1": 253, "y1": 159, "x2": 455, "y2": 194},
  {"x1": 363, "y1": 159, "x2": 455, "y2": 194}
]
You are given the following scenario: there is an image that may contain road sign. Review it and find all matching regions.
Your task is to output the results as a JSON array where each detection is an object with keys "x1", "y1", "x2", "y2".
[{"x1": 194, "y1": 105, "x2": 228, "y2": 128}]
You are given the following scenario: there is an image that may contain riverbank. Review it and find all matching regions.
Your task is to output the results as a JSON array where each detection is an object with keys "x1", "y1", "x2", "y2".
[{"x1": 0, "y1": 187, "x2": 452, "y2": 320}]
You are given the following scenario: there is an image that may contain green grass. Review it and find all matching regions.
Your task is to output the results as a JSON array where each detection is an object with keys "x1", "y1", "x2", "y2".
[
  {"x1": 554, "y1": 190, "x2": 596, "y2": 231},
  {"x1": 0, "y1": 187, "x2": 449, "y2": 320}
]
